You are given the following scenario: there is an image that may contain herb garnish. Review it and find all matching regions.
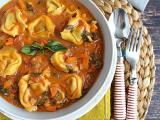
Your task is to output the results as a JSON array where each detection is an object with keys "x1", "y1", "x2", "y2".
[{"x1": 21, "y1": 41, "x2": 67, "y2": 56}]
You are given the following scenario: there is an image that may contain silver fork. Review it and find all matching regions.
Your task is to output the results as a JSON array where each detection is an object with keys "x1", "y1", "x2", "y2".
[{"x1": 125, "y1": 27, "x2": 143, "y2": 120}]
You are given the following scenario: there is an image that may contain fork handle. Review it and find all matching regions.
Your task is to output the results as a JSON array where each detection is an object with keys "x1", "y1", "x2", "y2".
[
  {"x1": 114, "y1": 57, "x2": 126, "y2": 120},
  {"x1": 127, "y1": 79, "x2": 138, "y2": 120}
]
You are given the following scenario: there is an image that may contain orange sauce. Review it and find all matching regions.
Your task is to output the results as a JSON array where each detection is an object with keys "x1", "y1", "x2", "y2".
[{"x1": 0, "y1": 0, "x2": 104, "y2": 111}]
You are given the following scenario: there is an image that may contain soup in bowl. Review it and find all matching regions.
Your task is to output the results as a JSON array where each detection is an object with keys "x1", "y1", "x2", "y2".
[{"x1": 0, "y1": 0, "x2": 116, "y2": 119}]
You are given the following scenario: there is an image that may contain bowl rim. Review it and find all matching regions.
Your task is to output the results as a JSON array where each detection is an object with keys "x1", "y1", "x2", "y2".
[{"x1": 0, "y1": 0, "x2": 117, "y2": 120}]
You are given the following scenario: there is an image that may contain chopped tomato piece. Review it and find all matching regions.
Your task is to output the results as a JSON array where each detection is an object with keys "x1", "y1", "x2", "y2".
[
  {"x1": 50, "y1": 84, "x2": 59, "y2": 98},
  {"x1": 91, "y1": 24, "x2": 98, "y2": 32},
  {"x1": 44, "y1": 102, "x2": 57, "y2": 112},
  {"x1": 23, "y1": 37, "x2": 33, "y2": 45},
  {"x1": 4, "y1": 80, "x2": 12, "y2": 89},
  {"x1": 46, "y1": 105, "x2": 57, "y2": 112},
  {"x1": 66, "y1": 57, "x2": 77, "y2": 64},
  {"x1": 5, "y1": 38, "x2": 14, "y2": 46},
  {"x1": 80, "y1": 52, "x2": 89, "y2": 70}
]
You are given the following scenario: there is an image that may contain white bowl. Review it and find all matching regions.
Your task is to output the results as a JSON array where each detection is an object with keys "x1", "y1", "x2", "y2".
[{"x1": 0, "y1": 0, "x2": 117, "y2": 120}]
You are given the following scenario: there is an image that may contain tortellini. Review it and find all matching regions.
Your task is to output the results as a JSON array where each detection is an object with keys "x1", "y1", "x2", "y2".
[
  {"x1": 30, "y1": 68, "x2": 51, "y2": 94},
  {"x1": 28, "y1": 15, "x2": 55, "y2": 38},
  {"x1": 30, "y1": 77, "x2": 51, "y2": 95},
  {"x1": 47, "y1": 0, "x2": 65, "y2": 16},
  {"x1": 18, "y1": 72, "x2": 51, "y2": 112},
  {"x1": 50, "y1": 83, "x2": 65, "y2": 103},
  {"x1": 51, "y1": 51, "x2": 78, "y2": 73},
  {"x1": 61, "y1": 13, "x2": 91, "y2": 45},
  {"x1": 1, "y1": 7, "x2": 27, "y2": 37},
  {"x1": 0, "y1": 47, "x2": 22, "y2": 77},
  {"x1": 18, "y1": 75, "x2": 37, "y2": 112},
  {"x1": 65, "y1": 74, "x2": 82, "y2": 99}
]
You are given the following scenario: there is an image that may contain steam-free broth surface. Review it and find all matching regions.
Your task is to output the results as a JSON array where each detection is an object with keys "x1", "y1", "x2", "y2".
[{"x1": 0, "y1": 0, "x2": 104, "y2": 112}]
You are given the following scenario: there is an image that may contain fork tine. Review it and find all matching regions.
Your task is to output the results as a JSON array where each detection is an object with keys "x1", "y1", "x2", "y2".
[
  {"x1": 133, "y1": 29, "x2": 139, "y2": 51},
  {"x1": 136, "y1": 27, "x2": 143, "y2": 51},
  {"x1": 130, "y1": 28, "x2": 137, "y2": 51},
  {"x1": 126, "y1": 27, "x2": 134, "y2": 50}
]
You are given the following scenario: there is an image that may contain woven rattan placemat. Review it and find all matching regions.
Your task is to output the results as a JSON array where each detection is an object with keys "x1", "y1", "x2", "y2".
[{"x1": 93, "y1": 0, "x2": 156, "y2": 119}]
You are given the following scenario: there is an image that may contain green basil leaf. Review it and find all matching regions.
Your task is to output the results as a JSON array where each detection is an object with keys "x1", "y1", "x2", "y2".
[
  {"x1": 21, "y1": 46, "x2": 37, "y2": 55},
  {"x1": 45, "y1": 41, "x2": 67, "y2": 52},
  {"x1": 21, "y1": 41, "x2": 67, "y2": 56}
]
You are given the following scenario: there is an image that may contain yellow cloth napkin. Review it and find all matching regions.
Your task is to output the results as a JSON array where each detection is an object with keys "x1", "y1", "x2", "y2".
[
  {"x1": 80, "y1": 89, "x2": 111, "y2": 120},
  {"x1": 0, "y1": 113, "x2": 9, "y2": 120},
  {"x1": 0, "y1": 89, "x2": 110, "y2": 120}
]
